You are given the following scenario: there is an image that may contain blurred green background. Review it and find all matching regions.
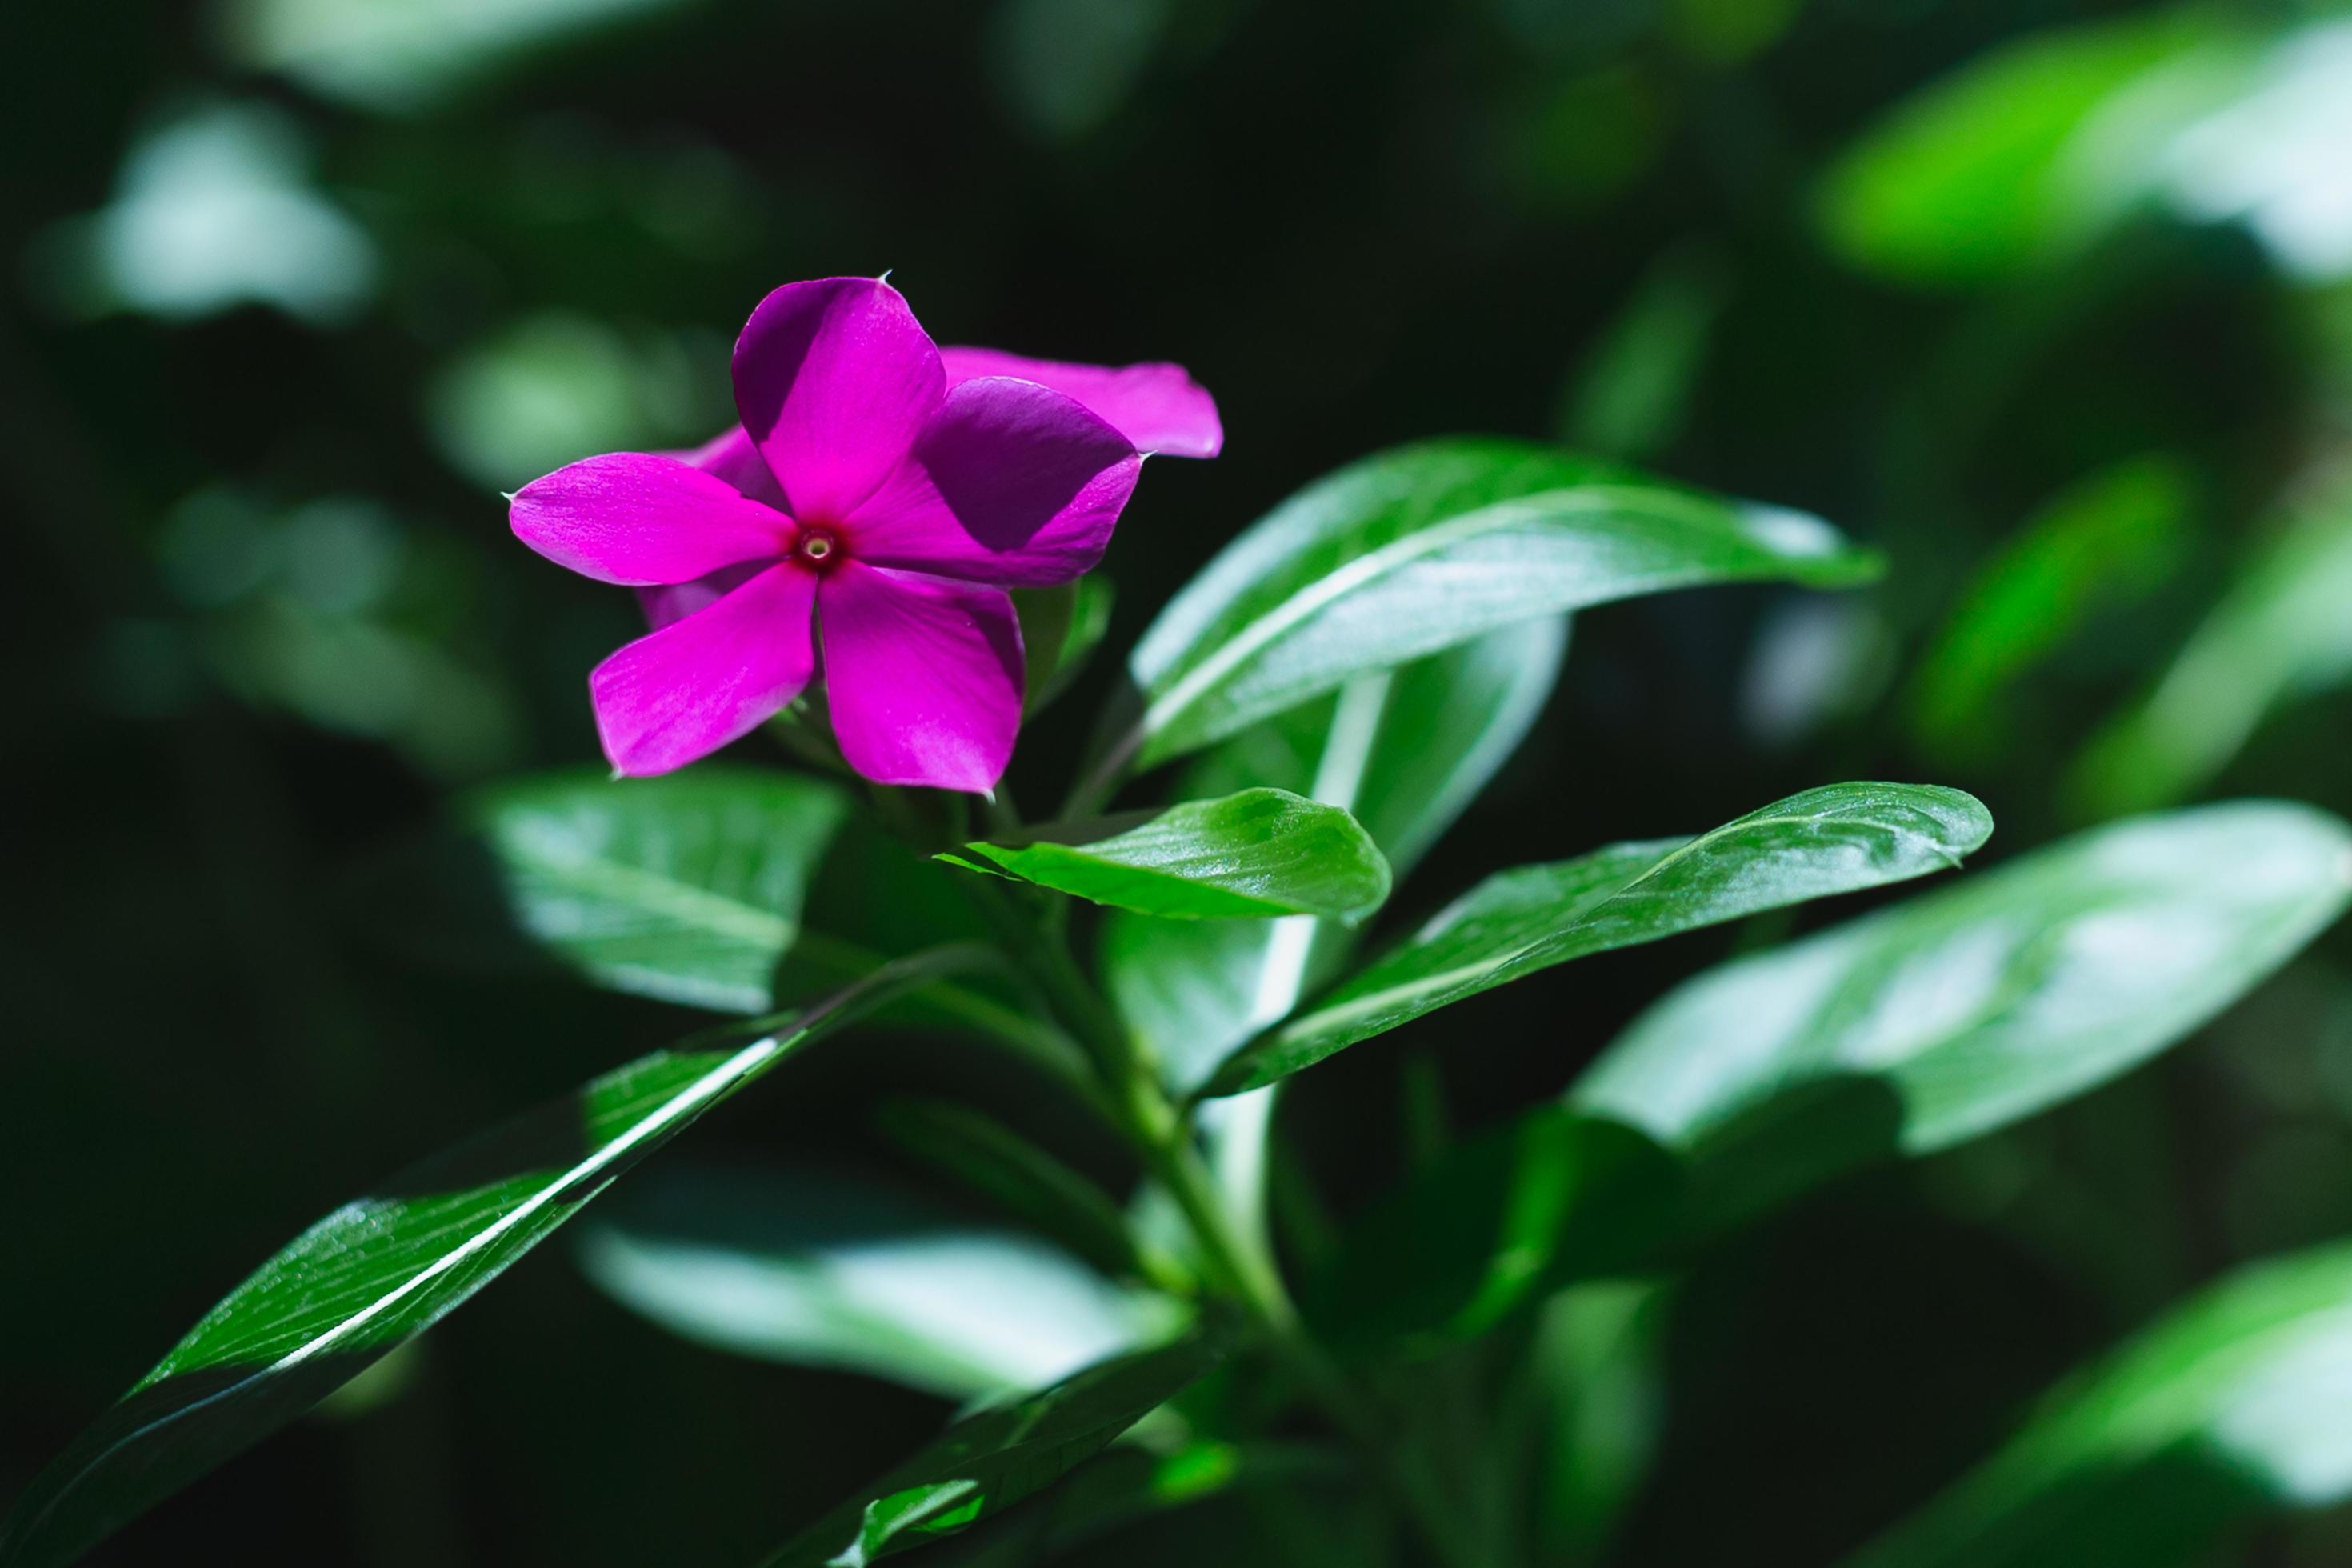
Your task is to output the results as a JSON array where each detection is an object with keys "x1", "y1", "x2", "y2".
[{"x1": 7, "y1": 0, "x2": 2352, "y2": 1562}]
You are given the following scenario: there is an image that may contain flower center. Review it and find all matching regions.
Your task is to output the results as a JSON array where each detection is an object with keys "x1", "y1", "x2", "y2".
[{"x1": 796, "y1": 528, "x2": 841, "y2": 566}]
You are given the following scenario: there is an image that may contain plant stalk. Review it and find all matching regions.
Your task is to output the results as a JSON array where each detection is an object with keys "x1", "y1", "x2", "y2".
[{"x1": 966, "y1": 878, "x2": 1487, "y2": 1568}]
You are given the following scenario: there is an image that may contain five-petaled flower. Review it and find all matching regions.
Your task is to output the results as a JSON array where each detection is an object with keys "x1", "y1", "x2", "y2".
[{"x1": 509, "y1": 276, "x2": 1220, "y2": 791}]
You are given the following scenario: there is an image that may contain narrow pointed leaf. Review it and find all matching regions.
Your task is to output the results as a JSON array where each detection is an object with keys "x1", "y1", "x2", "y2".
[
  {"x1": 1574, "y1": 802, "x2": 2352, "y2": 1226},
  {"x1": 0, "y1": 950, "x2": 985, "y2": 1568},
  {"x1": 577, "y1": 1165, "x2": 1174, "y2": 1401},
  {"x1": 1846, "y1": 1239, "x2": 2352, "y2": 1568},
  {"x1": 1105, "y1": 438, "x2": 1875, "y2": 773},
  {"x1": 1103, "y1": 618, "x2": 1569, "y2": 1094},
  {"x1": 1208, "y1": 783, "x2": 1994, "y2": 1096},
  {"x1": 759, "y1": 1330, "x2": 1229, "y2": 1568},
  {"x1": 942, "y1": 789, "x2": 1392, "y2": 921}
]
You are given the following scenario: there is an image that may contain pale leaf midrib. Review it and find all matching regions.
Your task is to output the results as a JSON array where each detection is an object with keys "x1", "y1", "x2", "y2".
[
  {"x1": 1132, "y1": 485, "x2": 1742, "y2": 756},
  {"x1": 510, "y1": 833, "x2": 795, "y2": 950},
  {"x1": 1270, "y1": 808, "x2": 1944, "y2": 1051}
]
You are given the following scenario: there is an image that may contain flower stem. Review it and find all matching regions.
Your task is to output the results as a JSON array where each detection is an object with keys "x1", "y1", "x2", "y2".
[{"x1": 964, "y1": 881, "x2": 1485, "y2": 1568}]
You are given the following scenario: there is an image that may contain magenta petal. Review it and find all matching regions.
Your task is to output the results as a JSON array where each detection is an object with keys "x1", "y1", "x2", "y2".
[
  {"x1": 734, "y1": 277, "x2": 945, "y2": 522},
  {"x1": 510, "y1": 453, "x2": 792, "y2": 586},
  {"x1": 819, "y1": 562, "x2": 1023, "y2": 792},
  {"x1": 846, "y1": 378, "x2": 1141, "y2": 587},
  {"x1": 590, "y1": 562, "x2": 818, "y2": 776},
  {"x1": 637, "y1": 427, "x2": 797, "y2": 628},
  {"x1": 678, "y1": 423, "x2": 787, "y2": 510},
  {"x1": 941, "y1": 346, "x2": 1223, "y2": 458},
  {"x1": 637, "y1": 559, "x2": 770, "y2": 631}
]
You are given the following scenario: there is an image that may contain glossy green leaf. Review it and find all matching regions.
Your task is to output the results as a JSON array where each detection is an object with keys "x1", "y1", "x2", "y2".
[
  {"x1": 1348, "y1": 618, "x2": 1571, "y2": 874},
  {"x1": 1574, "y1": 802, "x2": 2352, "y2": 1226},
  {"x1": 942, "y1": 789, "x2": 1392, "y2": 921},
  {"x1": 1103, "y1": 619, "x2": 1570, "y2": 1094},
  {"x1": 459, "y1": 766, "x2": 848, "y2": 1014},
  {"x1": 0, "y1": 950, "x2": 986, "y2": 1568},
  {"x1": 1209, "y1": 783, "x2": 1994, "y2": 1096},
  {"x1": 577, "y1": 1165, "x2": 1176, "y2": 1402},
  {"x1": 1101, "y1": 623, "x2": 1571, "y2": 1290},
  {"x1": 1846, "y1": 1239, "x2": 2352, "y2": 1568},
  {"x1": 1018, "y1": 576, "x2": 1116, "y2": 712},
  {"x1": 758, "y1": 1330, "x2": 1229, "y2": 1567},
  {"x1": 878, "y1": 1100, "x2": 1147, "y2": 1281},
  {"x1": 1103, "y1": 438, "x2": 1876, "y2": 774},
  {"x1": 2072, "y1": 490, "x2": 2352, "y2": 817}
]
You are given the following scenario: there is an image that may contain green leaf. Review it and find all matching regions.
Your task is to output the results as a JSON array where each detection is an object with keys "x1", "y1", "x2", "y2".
[
  {"x1": 942, "y1": 789, "x2": 1393, "y2": 921},
  {"x1": 1103, "y1": 619, "x2": 1569, "y2": 1094},
  {"x1": 2071, "y1": 486, "x2": 2352, "y2": 817},
  {"x1": 1559, "y1": 246, "x2": 1727, "y2": 463},
  {"x1": 1306, "y1": 1110, "x2": 1682, "y2": 1353},
  {"x1": 1104, "y1": 438, "x2": 1877, "y2": 774},
  {"x1": 1574, "y1": 802, "x2": 2352, "y2": 1227},
  {"x1": 2156, "y1": 19, "x2": 2352, "y2": 284},
  {"x1": 1348, "y1": 618, "x2": 1572, "y2": 876},
  {"x1": 1099, "y1": 622, "x2": 1571, "y2": 1290},
  {"x1": 1816, "y1": 10, "x2": 2249, "y2": 286},
  {"x1": 576, "y1": 1165, "x2": 1177, "y2": 1402},
  {"x1": 1845, "y1": 1239, "x2": 2352, "y2": 1568},
  {"x1": 1017, "y1": 576, "x2": 1116, "y2": 712},
  {"x1": 758, "y1": 1330, "x2": 1229, "y2": 1567},
  {"x1": 1822, "y1": 13, "x2": 2352, "y2": 289},
  {"x1": 918, "y1": 1441, "x2": 1354, "y2": 1567},
  {"x1": 0, "y1": 950, "x2": 986, "y2": 1568},
  {"x1": 1209, "y1": 783, "x2": 1994, "y2": 1097},
  {"x1": 1518, "y1": 1280, "x2": 1671, "y2": 1565},
  {"x1": 456, "y1": 766, "x2": 849, "y2": 1014},
  {"x1": 374, "y1": 770, "x2": 1081, "y2": 1076},
  {"x1": 769, "y1": 815, "x2": 1086, "y2": 1078},
  {"x1": 878, "y1": 1100, "x2": 1148, "y2": 1281},
  {"x1": 1909, "y1": 455, "x2": 2194, "y2": 764}
]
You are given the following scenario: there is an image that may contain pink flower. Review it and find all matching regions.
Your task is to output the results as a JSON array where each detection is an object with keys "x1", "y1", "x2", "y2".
[{"x1": 509, "y1": 277, "x2": 1220, "y2": 791}]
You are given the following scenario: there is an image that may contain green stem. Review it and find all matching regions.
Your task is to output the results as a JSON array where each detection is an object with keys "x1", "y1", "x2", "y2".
[
  {"x1": 965, "y1": 879, "x2": 1484, "y2": 1568},
  {"x1": 1146, "y1": 1114, "x2": 1482, "y2": 1568}
]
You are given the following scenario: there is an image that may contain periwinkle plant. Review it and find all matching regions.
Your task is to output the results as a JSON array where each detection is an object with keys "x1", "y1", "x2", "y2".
[{"x1": 6, "y1": 278, "x2": 2349, "y2": 1568}]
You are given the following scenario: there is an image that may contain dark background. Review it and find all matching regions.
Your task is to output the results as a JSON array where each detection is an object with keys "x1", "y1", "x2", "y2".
[{"x1": 6, "y1": 0, "x2": 2351, "y2": 1562}]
